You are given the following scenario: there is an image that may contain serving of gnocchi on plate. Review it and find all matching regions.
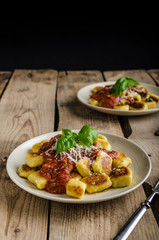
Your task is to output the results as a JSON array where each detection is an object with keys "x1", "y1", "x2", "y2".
[
  {"x1": 7, "y1": 125, "x2": 151, "y2": 203},
  {"x1": 89, "y1": 77, "x2": 159, "y2": 111},
  {"x1": 18, "y1": 133, "x2": 133, "y2": 199},
  {"x1": 7, "y1": 128, "x2": 151, "y2": 203},
  {"x1": 77, "y1": 81, "x2": 159, "y2": 116}
]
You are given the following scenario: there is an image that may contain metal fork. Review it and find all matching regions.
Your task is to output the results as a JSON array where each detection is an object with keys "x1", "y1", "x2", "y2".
[{"x1": 114, "y1": 181, "x2": 159, "y2": 240}]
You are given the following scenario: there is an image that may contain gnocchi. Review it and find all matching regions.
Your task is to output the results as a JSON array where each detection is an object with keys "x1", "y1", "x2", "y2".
[
  {"x1": 110, "y1": 167, "x2": 132, "y2": 188},
  {"x1": 89, "y1": 79, "x2": 159, "y2": 111},
  {"x1": 27, "y1": 170, "x2": 48, "y2": 189},
  {"x1": 18, "y1": 128, "x2": 133, "y2": 199}
]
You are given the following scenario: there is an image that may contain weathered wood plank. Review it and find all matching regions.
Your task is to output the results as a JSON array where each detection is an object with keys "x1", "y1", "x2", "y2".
[
  {"x1": 148, "y1": 69, "x2": 159, "y2": 85},
  {"x1": 104, "y1": 69, "x2": 159, "y2": 186},
  {"x1": 57, "y1": 70, "x2": 123, "y2": 135},
  {"x1": 104, "y1": 69, "x2": 159, "y2": 235},
  {"x1": 144, "y1": 70, "x2": 159, "y2": 224},
  {"x1": 0, "y1": 71, "x2": 12, "y2": 97},
  {"x1": 0, "y1": 70, "x2": 57, "y2": 240},
  {"x1": 103, "y1": 69, "x2": 155, "y2": 84},
  {"x1": 49, "y1": 70, "x2": 159, "y2": 240}
]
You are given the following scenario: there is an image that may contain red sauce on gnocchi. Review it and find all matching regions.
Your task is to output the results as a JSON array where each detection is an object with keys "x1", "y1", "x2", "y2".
[{"x1": 38, "y1": 135, "x2": 117, "y2": 194}]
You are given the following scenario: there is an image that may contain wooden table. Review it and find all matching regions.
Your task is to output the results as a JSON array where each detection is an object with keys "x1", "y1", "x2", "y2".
[{"x1": 0, "y1": 69, "x2": 159, "y2": 240}]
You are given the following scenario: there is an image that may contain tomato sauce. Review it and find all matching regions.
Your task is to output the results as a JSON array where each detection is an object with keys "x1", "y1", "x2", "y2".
[
  {"x1": 91, "y1": 85, "x2": 119, "y2": 108},
  {"x1": 39, "y1": 136, "x2": 74, "y2": 193},
  {"x1": 38, "y1": 135, "x2": 117, "y2": 194},
  {"x1": 90, "y1": 84, "x2": 149, "y2": 109},
  {"x1": 39, "y1": 135, "x2": 95, "y2": 194},
  {"x1": 105, "y1": 150, "x2": 118, "y2": 160},
  {"x1": 99, "y1": 95, "x2": 119, "y2": 108}
]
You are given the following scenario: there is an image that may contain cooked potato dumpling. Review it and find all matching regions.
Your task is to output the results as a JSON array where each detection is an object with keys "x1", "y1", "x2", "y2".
[
  {"x1": 66, "y1": 178, "x2": 86, "y2": 199},
  {"x1": 119, "y1": 98, "x2": 127, "y2": 105},
  {"x1": 76, "y1": 158, "x2": 91, "y2": 177},
  {"x1": 28, "y1": 170, "x2": 47, "y2": 189},
  {"x1": 149, "y1": 93, "x2": 159, "y2": 102},
  {"x1": 18, "y1": 164, "x2": 36, "y2": 178},
  {"x1": 113, "y1": 105, "x2": 129, "y2": 111},
  {"x1": 110, "y1": 166, "x2": 132, "y2": 188},
  {"x1": 144, "y1": 100, "x2": 157, "y2": 109},
  {"x1": 32, "y1": 140, "x2": 48, "y2": 153},
  {"x1": 129, "y1": 102, "x2": 148, "y2": 110},
  {"x1": 92, "y1": 151, "x2": 112, "y2": 175},
  {"x1": 70, "y1": 171, "x2": 82, "y2": 180},
  {"x1": 82, "y1": 173, "x2": 112, "y2": 193},
  {"x1": 25, "y1": 152, "x2": 44, "y2": 167},
  {"x1": 92, "y1": 86, "x2": 103, "y2": 93},
  {"x1": 95, "y1": 134, "x2": 111, "y2": 151},
  {"x1": 89, "y1": 98, "x2": 99, "y2": 106},
  {"x1": 112, "y1": 151, "x2": 132, "y2": 168},
  {"x1": 89, "y1": 83, "x2": 159, "y2": 112},
  {"x1": 133, "y1": 92, "x2": 142, "y2": 102},
  {"x1": 19, "y1": 129, "x2": 134, "y2": 198}
]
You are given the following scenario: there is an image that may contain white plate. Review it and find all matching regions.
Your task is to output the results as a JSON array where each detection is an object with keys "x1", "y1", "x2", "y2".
[
  {"x1": 7, "y1": 131, "x2": 151, "y2": 204},
  {"x1": 77, "y1": 82, "x2": 159, "y2": 116}
]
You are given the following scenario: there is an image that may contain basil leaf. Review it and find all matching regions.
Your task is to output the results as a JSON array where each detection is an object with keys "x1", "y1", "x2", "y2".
[
  {"x1": 56, "y1": 134, "x2": 77, "y2": 154},
  {"x1": 56, "y1": 129, "x2": 77, "y2": 154},
  {"x1": 112, "y1": 77, "x2": 140, "y2": 97},
  {"x1": 78, "y1": 125, "x2": 98, "y2": 147},
  {"x1": 62, "y1": 129, "x2": 72, "y2": 136},
  {"x1": 125, "y1": 78, "x2": 140, "y2": 88},
  {"x1": 56, "y1": 125, "x2": 98, "y2": 153}
]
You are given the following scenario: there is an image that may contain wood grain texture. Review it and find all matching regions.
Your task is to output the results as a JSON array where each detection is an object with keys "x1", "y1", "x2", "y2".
[
  {"x1": 57, "y1": 71, "x2": 123, "y2": 135},
  {"x1": 104, "y1": 69, "x2": 159, "y2": 186},
  {"x1": 0, "y1": 71, "x2": 12, "y2": 97},
  {"x1": 1, "y1": 69, "x2": 158, "y2": 240},
  {"x1": 0, "y1": 70, "x2": 57, "y2": 240},
  {"x1": 49, "y1": 70, "x2": 159, "y2": 240},
  {"x1": 104, "y1": 69, "x2": 159, "y2": 237},
  {"x1": 104, "y1": 69, "x2": 155, "y2": 84},
  {"x1": 148, "y1": 69, "x2": 159, "y2": 85},
  {"x1": 49, "y1": 187, "x2": 159, "y2": 240},
  {"x1": 145, "y1": 70, "x2": 159, "y2": 225}
]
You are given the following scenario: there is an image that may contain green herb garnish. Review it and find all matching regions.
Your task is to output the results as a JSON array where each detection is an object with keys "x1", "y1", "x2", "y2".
[
  {"x1": 78, "y1": 125, "x2": 98, "y2": 148},
  {"x1": 56, "y1": 125, "x2": 98, "y2": 154},
  {"x1": 56, "y1": 129, "x2": 78, "y2": 154},
  {"x1": 111, "y1": 77, "x2": 140, "y2": 97}
]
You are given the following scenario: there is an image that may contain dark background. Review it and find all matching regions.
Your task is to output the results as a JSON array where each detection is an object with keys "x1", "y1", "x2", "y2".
[{"x1": 0, "y1": 14, "x2": 158, "y2": 71}]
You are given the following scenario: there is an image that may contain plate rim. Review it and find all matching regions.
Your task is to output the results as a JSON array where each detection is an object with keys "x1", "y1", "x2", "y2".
[
  {"x1": 7, "y1": 130, "x2": 151, "y2": 204},
  {"x1": 77, "y1": 81, "x2": 159, "y2": 115}
]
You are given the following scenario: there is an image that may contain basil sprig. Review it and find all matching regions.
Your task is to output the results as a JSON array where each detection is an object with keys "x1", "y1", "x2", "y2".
[
  {"x1": 56, "y1": 130, "x2": 77, "y2": 154},
  {"x1": 111, "y1": 77, "x2": 140, "y2": 97},
  {"x1": 56, "y1": 125, "x2": 98, "y2": 154},
  {"x1": 77, "y1": 125, "x2": 98, "y2": 147}
]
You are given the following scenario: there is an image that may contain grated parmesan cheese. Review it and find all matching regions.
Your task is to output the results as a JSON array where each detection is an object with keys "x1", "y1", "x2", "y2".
[{"x1": 43, "y1": 137, "x2": 99, "y2": 163}]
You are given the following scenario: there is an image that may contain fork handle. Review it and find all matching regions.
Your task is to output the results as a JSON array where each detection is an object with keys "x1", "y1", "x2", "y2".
[{"x1": 113, "y1": 202, "x2": 150, "y2": 240}]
